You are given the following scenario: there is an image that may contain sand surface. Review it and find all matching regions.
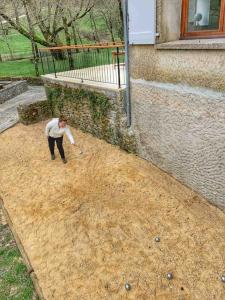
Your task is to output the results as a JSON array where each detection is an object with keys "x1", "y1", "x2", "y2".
[{"x1": 0, "y1": 122, "x2": 225, "y2": 300}]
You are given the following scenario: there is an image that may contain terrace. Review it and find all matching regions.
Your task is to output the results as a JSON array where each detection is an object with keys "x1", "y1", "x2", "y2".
[{"x1": 39, "y1": 43, "x2": 126, "y2": 89}]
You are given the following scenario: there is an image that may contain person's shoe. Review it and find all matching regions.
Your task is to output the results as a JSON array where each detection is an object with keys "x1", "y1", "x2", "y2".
[
  {"x1": 51, "y1": 154, "x2": 55, "y2": 160},
  {"x1": 62, "y1": 158, "x2": 67, "y2": 164}
]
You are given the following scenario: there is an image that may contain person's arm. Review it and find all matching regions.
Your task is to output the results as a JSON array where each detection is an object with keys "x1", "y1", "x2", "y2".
[
  {"x1": 65, "y1": 127, "x2": 75, "y2": 144},
  {"x1": 45, "y1": 119, "x2": 58, "y2": 136}
]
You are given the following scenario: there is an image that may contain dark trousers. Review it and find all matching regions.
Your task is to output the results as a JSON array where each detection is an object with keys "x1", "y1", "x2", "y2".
[{"x1": 48, "y1": 136, "x2": 65, "y2": 159}]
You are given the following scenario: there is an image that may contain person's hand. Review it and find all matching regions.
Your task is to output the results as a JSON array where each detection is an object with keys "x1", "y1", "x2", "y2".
[{"x1": 72, "y1": 143, "x2": 83, "y2": 154}]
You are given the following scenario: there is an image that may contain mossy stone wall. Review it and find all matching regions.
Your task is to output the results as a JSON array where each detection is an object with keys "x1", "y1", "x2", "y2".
[
  {"x1": 45, "y1": 83, "x2": 136, "y2": 153},
  {"x1": 18, "y1": 100, "x2": 52, "y2": 125}
]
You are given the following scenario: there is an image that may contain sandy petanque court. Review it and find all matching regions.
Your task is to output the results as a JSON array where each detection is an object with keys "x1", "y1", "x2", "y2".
[{"x1": 0, "y1": 121, "x2": 225, "y2": 299}]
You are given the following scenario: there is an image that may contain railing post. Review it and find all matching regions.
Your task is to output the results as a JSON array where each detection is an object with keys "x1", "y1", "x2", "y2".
[
  {"x1": 116, "y1": 46, "x2": 121, "y2": 88},
  {"x1": 46, "y1": 52, "x2": 51, "y2": 74},
  {"x1": 39, "y1": 50, "x2": 45, "y2": 74},
  {"x1": 51, "y1": 52, "x2": 57, "y2": 78}
]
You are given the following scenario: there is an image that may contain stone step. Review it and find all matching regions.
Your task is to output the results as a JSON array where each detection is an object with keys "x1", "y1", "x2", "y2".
[
  {"x1": 0, "y1": 85, "x2": 47, "y2": 133},
  {"x1": 0, "y1": 118, "x2": 18, "y2": 133},
  {"x1": 0, "y1": 81, "x2": 28, "y2": 104}
]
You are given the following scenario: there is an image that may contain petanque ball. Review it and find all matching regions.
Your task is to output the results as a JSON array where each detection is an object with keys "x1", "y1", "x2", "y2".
[
  {"x1": 155, "y1": 237, "x2": 160, "y2": 242},
  {"x1": 167, "y1": 272, "x2": 173, "y2": 280},
  {"x1": 125, "y1": 283, "x2": 131, "y2": 291},
  {"x1": 221, "y1": 275, "x2": 225, "y2": 282}
]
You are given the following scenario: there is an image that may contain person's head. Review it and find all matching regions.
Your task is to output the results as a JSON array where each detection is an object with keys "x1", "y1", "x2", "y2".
[{"x1": 58, "y1": 116, "x2": 67, "y2": 128}]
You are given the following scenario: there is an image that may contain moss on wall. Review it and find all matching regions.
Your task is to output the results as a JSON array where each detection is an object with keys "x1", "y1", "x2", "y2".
[
  {"x1": 18, "y1": 81, "x2": 137, "y2": 153},
  {"x1": 45, "y1": 84, "x2": 114, "y2": 142},
  {"x1": 45, "y1": 83, "x2": 137, "y2": 153},
  {"x1": 18, "y1": 100, "x2": 52, "y2": 125}
]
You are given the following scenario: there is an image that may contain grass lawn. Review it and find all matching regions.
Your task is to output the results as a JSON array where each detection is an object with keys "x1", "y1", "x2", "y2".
[
  {"x1": 0, "y1": 210, "x2": 38, "y2": 300},
  {"x1": 0, "y1": 59, "x2": 37, "y2": 77},
  {"x1": 0, "y1": 33, "x2": 32, "y2": 56}
]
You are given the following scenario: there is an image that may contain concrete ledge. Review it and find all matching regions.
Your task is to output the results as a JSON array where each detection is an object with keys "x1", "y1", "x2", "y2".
[
  {"x1": 41, "y1": 74, "x2": 125, "y2": 92},
  {"x1": 0, "y1": 81, "x2": 28, "y2": 104},
  {"x1": 156, "y1": 38, "x2": 225, "y2": 50}
]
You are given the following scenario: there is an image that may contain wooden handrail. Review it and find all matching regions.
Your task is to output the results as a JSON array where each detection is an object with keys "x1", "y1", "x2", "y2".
[{"x1": 39, "y1": 42, "x2": 125, "y2": 52}]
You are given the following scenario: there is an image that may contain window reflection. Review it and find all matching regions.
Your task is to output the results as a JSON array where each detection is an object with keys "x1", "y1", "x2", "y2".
[{"x1": 188, "y1": 0, "x2": 221, "y2": 32}]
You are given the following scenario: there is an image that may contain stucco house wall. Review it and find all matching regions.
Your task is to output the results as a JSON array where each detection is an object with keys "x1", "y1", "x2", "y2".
[{"x1": 130, "y1": 0, "x2": 225, "y2": 211}]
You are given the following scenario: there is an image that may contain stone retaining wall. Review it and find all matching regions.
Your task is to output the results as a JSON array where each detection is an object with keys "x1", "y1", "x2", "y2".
[
  {"x1": 18, "y1": 100, "x2": 52, "y2": 125},
  {"x1": 45, "y1": 81, "x2": 136, "y2": 153},
  {"x1": 0, "y1": 81, "x2": 28, "y2": 104},
  {"x1": 18, "y1": 77, "x2": 136, "y2": 153}
]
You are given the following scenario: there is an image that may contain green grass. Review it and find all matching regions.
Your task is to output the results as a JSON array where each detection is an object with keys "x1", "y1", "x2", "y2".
[
  {"x1": 0, "y1": 223, "x2": 38, "y2": 300},
  {"x1": 0, "y1": 59, "x2": 37, "y2": 77},
  {"x1": 0, "y1": 33, "x2": 32, "y2": 55}
]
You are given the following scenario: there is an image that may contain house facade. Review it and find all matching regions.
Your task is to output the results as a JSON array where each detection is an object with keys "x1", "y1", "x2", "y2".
[{"x1": 128, "y1": 0, "x2": 225, "y2": 210}]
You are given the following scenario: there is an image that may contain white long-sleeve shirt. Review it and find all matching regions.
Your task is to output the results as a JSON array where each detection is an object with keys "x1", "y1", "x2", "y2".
[{"x1": 45, "y1": 118, "x2": 75, "y2": 144}]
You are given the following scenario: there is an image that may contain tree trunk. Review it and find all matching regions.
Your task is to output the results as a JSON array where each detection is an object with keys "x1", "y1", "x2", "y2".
[
  {"x1": 77, "y1": 28, "x2": 84, "y2": 50},
  {"x1": 108, "y1": 20, "x2": 115, "y2": 43},
  {"x1": 71, "y1": 21, "x2": 80, "y2": 53},
  {"x1": 117, "y1": 0, "x2": 124, "y2": 40},
  {"x1": 31, "y1": 41, "x2": 40, "y2": 76},
  {"x1": 0, "y1": 12, "x2": 55, "y2": 48},
  {"x1": 0, "y1": 20, "x2": 13, "y2": 60},
  {"x1": 89, "y1": 11, "x2": 100, "y2": 43},
  {"x1": 62, "y1": 17, "x2": 74, "y2": 70},
  {"x1": 22, "y1": 0, "x2": 39, "y2": 76}
]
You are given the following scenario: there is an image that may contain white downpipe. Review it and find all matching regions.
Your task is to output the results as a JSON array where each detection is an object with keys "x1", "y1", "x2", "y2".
[{"x1": 123, "y1": 0, "x2": 131, "y2": 127}]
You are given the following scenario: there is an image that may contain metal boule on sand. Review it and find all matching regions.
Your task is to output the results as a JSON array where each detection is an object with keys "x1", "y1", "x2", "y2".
[
  {"x1": 125, "y1": 283, "x2": 131, "y2": 291},
  {"x1": 166, "y1": 272, "x2": 173, "y2": 280},
  {"x1": 155, "y1": 236, "x2": 160, "y2": 242}
]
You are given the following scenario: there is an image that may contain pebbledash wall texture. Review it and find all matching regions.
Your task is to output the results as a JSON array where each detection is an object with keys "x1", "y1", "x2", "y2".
[
  {"x1": 128, "y1": 0, "x2": 225, "y2": 211},
  {"x1": 131, "y1": 79, "x2": 225, "y2": 211}
]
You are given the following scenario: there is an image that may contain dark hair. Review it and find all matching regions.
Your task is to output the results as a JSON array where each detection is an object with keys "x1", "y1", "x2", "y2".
[{"x1": 59, "y1": 115, "x2": 67, "y2": 123}]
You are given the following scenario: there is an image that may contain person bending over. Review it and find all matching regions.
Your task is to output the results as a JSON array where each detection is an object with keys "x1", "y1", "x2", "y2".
[{"x1": 45, "y1": 116, "x2": 75, "y2": 164}]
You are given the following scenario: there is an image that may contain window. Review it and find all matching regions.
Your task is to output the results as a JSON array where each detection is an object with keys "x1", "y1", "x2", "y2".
[{"x1": 181, "y1": 0, "x2": 225, "y2": 38}]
